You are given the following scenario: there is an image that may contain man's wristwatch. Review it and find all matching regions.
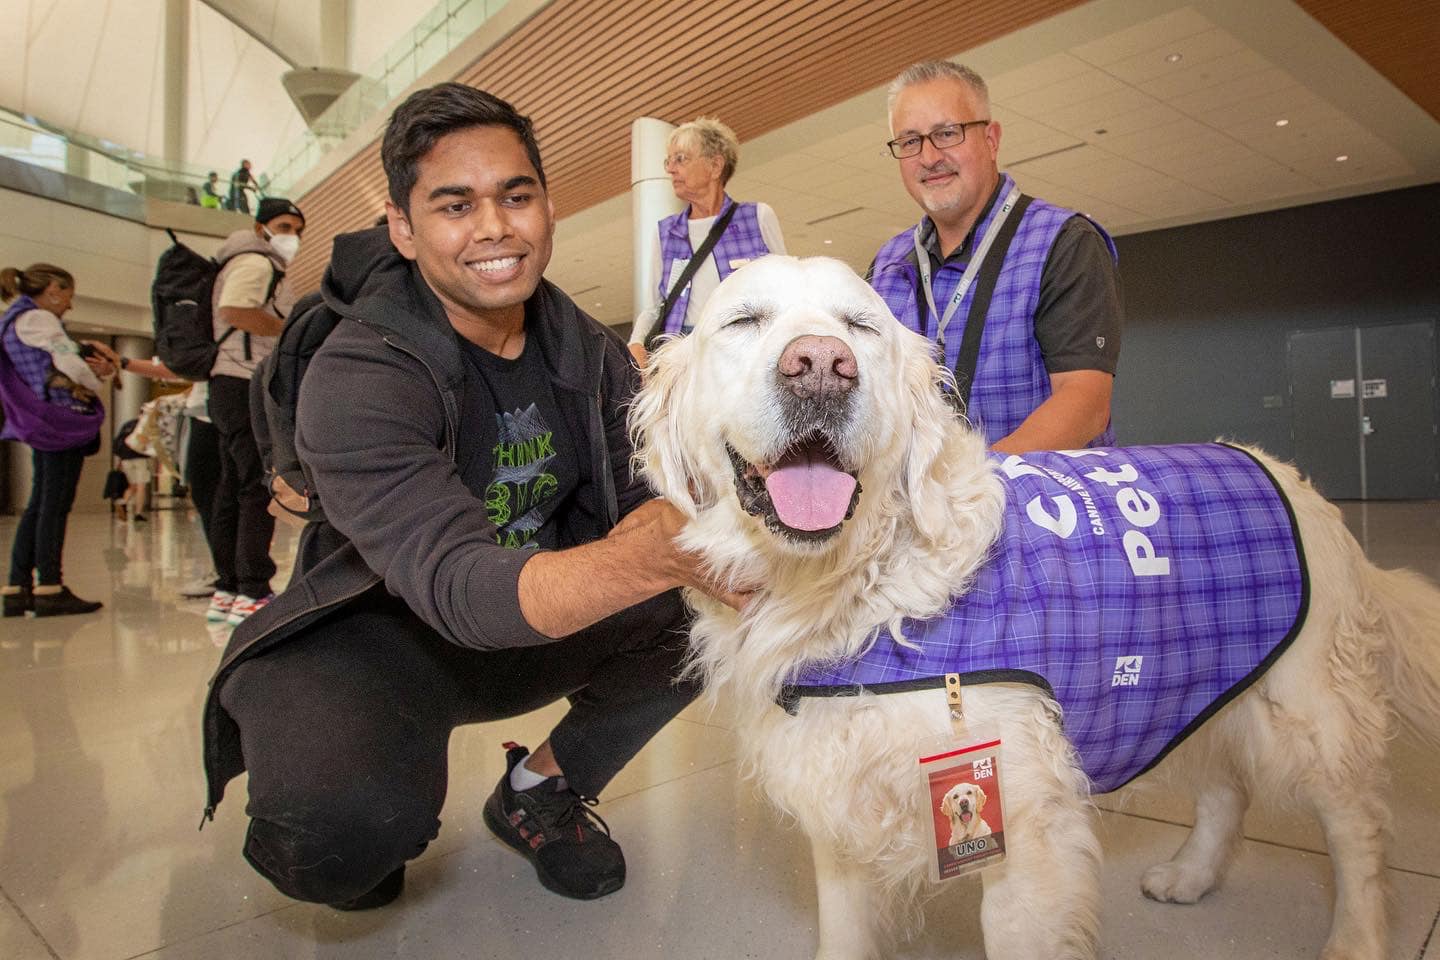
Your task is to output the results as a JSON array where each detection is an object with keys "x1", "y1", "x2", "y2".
[{"x1": 119, "y1": 356, "x2": 130, "y2": 370}]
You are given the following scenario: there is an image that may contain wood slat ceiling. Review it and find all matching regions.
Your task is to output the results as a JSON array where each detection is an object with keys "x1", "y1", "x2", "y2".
[
  {"x1": 286, "y1": 0, "x2": 1086, "y2": 294},
  {"x1": 1296, "y1": 0, "x2": 1440, "y2": 125},
  {"x1": 288, "y1": 0, "x2": 1440, "y2": 298}
]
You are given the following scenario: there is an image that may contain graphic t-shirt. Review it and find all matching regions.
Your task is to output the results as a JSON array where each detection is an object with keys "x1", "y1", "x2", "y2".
[{"x1": 459, "y1": 333, "x2": 578, "y2": 551}]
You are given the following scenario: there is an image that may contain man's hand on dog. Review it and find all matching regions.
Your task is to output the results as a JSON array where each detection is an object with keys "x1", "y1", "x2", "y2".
[{"x1": 613, "y1": 499, "x2": 754, "y2": 612}]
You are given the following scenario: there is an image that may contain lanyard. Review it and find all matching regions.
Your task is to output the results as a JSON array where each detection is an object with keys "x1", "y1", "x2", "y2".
[{"x1": 913, "y1": 183, "x2": 1022, "y2": 348}]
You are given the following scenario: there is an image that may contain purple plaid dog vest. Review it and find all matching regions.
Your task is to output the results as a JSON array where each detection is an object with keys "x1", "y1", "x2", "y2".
[
  {"x1": 782, "y1": 444, "x2": 1308, "y2": 793},
  {"x1": 869, "y1": 174, "x2": 1117, "y2": 446},
  {"x1": 658, "y1": 196, "x2": 772, "y2": 335}
]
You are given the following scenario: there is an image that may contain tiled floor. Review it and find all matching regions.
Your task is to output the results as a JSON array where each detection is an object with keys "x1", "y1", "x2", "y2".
[{"x1": 1, "y1": 500, "x2": 1437, "y2": 959}]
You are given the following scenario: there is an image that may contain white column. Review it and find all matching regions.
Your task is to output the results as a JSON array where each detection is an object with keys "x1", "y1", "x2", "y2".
[
  {"x1": 113, "y1": 337, "x2": 154, "y2": 427},
  {"x1": 4, "y1": 442, "x2": 33, "y2": 517},
  {"x1": 164, "y1": 0, "x2": 190, "y2": 165},
  {"x1": 319, "y1": 0, "x2": 347, "y2": 68},
  {"x1": 630, "y1": 117, "x2": 683, "y2": 317}
]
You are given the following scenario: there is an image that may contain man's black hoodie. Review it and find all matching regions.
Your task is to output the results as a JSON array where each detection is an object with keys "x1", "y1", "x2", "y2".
[{"x1": 201, "y1": 227, "x2": 647, "y2": 821}]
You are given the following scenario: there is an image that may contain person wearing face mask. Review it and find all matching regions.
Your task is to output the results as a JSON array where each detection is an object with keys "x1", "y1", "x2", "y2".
[{"x1": 204, "y1": 197, "x2": 305, "y2": 625}]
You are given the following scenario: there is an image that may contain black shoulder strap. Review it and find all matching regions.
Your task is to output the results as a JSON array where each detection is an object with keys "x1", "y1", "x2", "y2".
[
  {"x1": 643, "y1": 202, "x2": 739, "y2": 352},
  {"x1": 951, "y1": 195, "x2": 1033, "y2": 412}
]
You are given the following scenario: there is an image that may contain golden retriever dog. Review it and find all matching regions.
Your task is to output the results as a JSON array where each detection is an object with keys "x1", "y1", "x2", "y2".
[
  {"x1": 940, "y1": 782, "x2": 991, "y2": 844},
  {"x1": 630, "y1": 256, "x2": 1440, "y2": 960}
]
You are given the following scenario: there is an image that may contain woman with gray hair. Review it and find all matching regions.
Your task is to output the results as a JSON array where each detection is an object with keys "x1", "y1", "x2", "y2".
[{"x1": 629, "y1": 116, "x2": 786, "y2": 365}]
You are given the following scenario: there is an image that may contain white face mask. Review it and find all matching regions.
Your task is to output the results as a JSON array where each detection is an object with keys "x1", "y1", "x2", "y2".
[{"x1": 265, "y1": 229, "x2": 301, "y2": 263}]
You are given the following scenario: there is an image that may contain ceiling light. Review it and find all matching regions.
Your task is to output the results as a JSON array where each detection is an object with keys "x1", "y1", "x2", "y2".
[
  {"x1": 1164, "y1": 52, "x2": 1183, "y2": 63},
  {"x1": 1275, "y1": 119, "x2": 1289, "y2": 127},
  {"x1": 1335, "y1": 154, "x2": 1349, "y2": 162},
  {"x1": 824, "y1": 239, "x2": 833, "y2": 245}
]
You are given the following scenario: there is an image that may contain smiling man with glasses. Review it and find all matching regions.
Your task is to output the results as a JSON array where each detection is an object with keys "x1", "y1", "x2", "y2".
[{"x1": 868, "y1": 60, "x2": 1124, "y2": 454}]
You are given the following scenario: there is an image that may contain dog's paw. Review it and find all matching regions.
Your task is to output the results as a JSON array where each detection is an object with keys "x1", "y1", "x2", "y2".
[{"x1": 1140, "y1": 861, "x2": 1215, "y2": 904}]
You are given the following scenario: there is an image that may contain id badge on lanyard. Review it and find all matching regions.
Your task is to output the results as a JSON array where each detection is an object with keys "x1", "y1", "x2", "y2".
[
  {"x1": 917, "y1": 673, "x2": 1007, "y2": 882},
  {"x1": 913, "y1": 184, "x2": 1022, "y2": 350}
]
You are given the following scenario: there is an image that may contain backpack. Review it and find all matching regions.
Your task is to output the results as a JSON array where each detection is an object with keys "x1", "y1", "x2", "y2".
[
  {"x1": 113, "y1": 418, "x2": 148, "y2": 460},
  {"x1": 257, "y1": 291, "x2": 336, "y2": 522},
  {"x1": 150, "y1": 230, "x2": 277, "y2": 380}
]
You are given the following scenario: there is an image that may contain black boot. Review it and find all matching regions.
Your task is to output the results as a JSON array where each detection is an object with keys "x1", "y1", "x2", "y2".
[
  {"x1": 33, "y1": 587, "x2": 103, "y2": 617},
  {"x1": 2, "y1": 587, "x2": 33, "y2": 618}
]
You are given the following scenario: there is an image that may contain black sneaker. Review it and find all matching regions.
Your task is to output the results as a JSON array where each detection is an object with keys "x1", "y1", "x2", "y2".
[
  {"x1": 3, "y1": 587, "x2": 33, "y2": 618},
  {"x1": 482, "y1": 743, "x2": 626, "y2": 900},
  {"x1": 330, "y1": 865, "x2": 405, "y2": 911},
  {"x1": 33, "y1": 587, "x2": 103, "y2": 617}
]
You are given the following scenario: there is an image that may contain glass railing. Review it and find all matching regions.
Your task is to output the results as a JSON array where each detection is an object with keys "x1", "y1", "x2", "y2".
[
  {"x1": 1, "y1": 0, "x2": 515, "y2": 211},
  {"x1": 0, "y1": 106, "x2": 265, "y2": 215},
  {"x1": 267, "y1": 0, "x2": 511, "y2": 194}
]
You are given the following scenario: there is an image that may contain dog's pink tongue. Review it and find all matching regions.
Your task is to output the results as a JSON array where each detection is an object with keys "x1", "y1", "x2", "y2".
[{"x1": 764, "y1": 451, "x2": 856, "y2": 531}]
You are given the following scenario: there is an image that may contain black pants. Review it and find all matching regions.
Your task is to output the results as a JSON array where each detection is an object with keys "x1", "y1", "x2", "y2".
[
  {"x1": 183, "y1": 417, "x2": 221, "y2": 555},
  {"x1": 207, "y1": 375, "x2": 275, "y2": 597},
  {"x1": 8, "y1": 444, "x2": 88, "y2": 587},
  {"x1": 220, "y1": 587, "x2": 696, "y2": 904}
]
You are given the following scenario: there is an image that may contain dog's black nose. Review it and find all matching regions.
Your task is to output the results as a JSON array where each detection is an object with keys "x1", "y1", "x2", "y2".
[{"x1": 778, "y1": 335, "x2": 857, "y2": 399}]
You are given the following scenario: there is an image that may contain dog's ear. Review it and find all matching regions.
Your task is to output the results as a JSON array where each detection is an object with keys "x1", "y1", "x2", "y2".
[
  {"x1": 895, "y1": 339, "x2": 964, "y2": 543},
  {"x1": 629, "y1": 336, "x2": 705, "y2": 515},
  {"x1": 939, "y1": 791, "x2": 953, "y2": 817},
  {"x1": 974, "y1": 784, "x2": 985, "y2": 811}
]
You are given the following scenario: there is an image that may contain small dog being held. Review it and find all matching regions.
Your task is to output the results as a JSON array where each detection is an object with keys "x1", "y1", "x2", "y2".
[
  {"x1": 631, "y1": 255, "x2": 1440, "y2": 960},
  {"x1": 939, "y1": 782, "x2": 991, "y2": 844}
]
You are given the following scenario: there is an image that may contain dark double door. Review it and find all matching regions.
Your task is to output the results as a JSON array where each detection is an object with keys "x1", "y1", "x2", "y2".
[{"x1": 1288, "y1": 320, "x2": 1439, "y2": 500}]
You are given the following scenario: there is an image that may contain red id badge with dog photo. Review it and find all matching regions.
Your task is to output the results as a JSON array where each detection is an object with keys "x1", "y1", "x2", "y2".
[{"x1": 918, "y1": 729, "x2": 1006, "y2": 882}]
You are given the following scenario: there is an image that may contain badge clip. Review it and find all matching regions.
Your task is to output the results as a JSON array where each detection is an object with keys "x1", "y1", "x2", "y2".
[{"x1": 945, "y1": 672, "x2": 964, "y2": 735}]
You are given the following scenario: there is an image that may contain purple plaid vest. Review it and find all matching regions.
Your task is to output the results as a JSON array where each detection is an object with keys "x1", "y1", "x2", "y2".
[
  {"x1": 782, "y1": 444, "x2": 1307, "y2": 793},
  {"x1": 1, "y1": 296, "x2": 104, "y2": 450},
  {"x1": 658, "y1": 196, "x2": 772, "y2": 335},
  {"x1": 870, "y1": 174, "x2": 1117, "y2": 446}
]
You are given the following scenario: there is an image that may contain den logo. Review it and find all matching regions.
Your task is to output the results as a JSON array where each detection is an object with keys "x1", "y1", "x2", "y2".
[{"x1": 1112, "y1": 655, "x2": 1144, "y2": 687}]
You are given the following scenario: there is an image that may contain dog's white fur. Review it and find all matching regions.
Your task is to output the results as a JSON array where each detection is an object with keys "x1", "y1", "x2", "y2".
[
  {"x1": 940, "y1": 782, "x2": 991, "y2": 844},
  {"x1": 631, "y1": 256, "x2": 1440, "y2": 960}
]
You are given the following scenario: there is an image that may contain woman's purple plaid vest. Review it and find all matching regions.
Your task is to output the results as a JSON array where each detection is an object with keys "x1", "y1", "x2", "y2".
[
  {"x1": 0, "y1": 295, "x2": 104, "y2": 449},
  {"x1": 783, "y1": 444, "x2": 1307, "y2": 793},
  {"x1": 657, "y1": 196, "x2": 772, "y2": 335},
  {"x1": 870, "y1": 174, "x2": 1117, "y2": 446},
  {"x1": 2, "y1": 299, "x2": 80, "y2": 409}
]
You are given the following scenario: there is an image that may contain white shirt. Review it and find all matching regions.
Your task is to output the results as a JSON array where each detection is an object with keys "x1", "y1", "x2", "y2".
[{"x1": 211, "y1": 252, "x2": 294, "y2": 380}]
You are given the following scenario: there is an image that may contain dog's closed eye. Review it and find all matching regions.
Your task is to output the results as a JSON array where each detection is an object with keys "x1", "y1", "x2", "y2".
[
  {"x1": 719, "y1": 301, "x2": 774, "y2": 330},
  {"x1": 838, "y1": 309, "x2": 883, "y2": 334}
]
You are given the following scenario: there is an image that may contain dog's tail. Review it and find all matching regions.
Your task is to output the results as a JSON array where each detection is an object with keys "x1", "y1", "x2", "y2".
[{"x1": 1372, "y1": 564, "x2": 1440, "y2": 746}]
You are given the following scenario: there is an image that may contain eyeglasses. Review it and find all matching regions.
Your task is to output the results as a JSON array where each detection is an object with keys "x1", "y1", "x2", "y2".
[
  {"x1": 663, "y1": 152, "x2": 693, "y2": 169},
  {"x1": 886, "y1": 120, "x2": 990, "y2": 159}
]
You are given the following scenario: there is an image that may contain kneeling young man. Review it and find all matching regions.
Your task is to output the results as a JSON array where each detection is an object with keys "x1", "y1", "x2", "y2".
[{"x1": 201, "y1": 83, "x2": 738, "y2": 910}]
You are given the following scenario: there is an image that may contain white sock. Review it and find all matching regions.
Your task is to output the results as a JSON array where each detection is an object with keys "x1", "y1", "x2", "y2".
[{"x1": 509, "y1": 755, "x2": 552, "y2": 791}]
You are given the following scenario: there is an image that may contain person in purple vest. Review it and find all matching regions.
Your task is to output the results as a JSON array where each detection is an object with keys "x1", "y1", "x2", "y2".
[
  {"x1": 1, "y1": 263, "x2": 115, "y2": 617},
  {"x1": 628, "y1": 116, "x2": 787, "y2": 366},
  {"x1": 869, "y1": 60, "x2": 1123, "y2": 453}
]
